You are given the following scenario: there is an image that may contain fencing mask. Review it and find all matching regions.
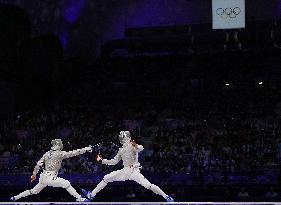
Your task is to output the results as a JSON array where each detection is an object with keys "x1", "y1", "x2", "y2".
[
  {"x1": 51, "y1": 139, "x2": 63, "y2": 151},
  {"x1": 119, "y1": 131, "x2": 131, "y2": 145}
]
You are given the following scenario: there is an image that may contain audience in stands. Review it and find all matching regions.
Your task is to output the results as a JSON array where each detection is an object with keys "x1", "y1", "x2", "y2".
[{"x1": 0, "y1": 84, "x2": 280, "y2": 181}]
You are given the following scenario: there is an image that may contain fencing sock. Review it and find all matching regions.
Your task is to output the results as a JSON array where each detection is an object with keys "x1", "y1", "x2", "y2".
[
  {"x1": 66, "y1": 186, "x2": 81, "y2": 199},
  {"x1": 91, "y1": 180, "x2": 107, "y2": 197},
  {"x1": 14, "y1": 190, "x2": 32, "y2": 200},
  {"x1": 149, "y1": 184, "x2": 168, "y2": 199}
]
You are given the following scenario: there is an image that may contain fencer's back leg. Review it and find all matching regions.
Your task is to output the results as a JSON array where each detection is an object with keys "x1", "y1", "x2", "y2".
[
  {"x1": 13, "y1": 183, "x2": 46, "y2": 200},
  {"x1": 129, "y1": 170, "x2": 168, "y2": 199}
]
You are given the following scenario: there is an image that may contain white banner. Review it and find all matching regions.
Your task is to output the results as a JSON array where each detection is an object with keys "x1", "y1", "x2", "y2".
[{"x1": 212, "y1": 0, "x2": 245, "y2": 29}]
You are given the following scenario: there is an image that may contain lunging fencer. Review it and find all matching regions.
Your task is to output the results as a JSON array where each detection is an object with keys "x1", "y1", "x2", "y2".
[
  {"x1": 11, "y1": 139, "x2": 92, "y2": 202},
  {"x1": 82, "y1": 131, "x2": 174, "y2": 202}
]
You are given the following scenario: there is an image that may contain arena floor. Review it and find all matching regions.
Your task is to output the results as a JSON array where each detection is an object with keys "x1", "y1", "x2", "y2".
[{"x1": 1, "y1": 202, "x2": 281, "y2": 205}]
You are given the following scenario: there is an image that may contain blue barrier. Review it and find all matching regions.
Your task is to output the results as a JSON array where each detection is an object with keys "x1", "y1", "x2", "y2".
[{"x1": 0, "y1": 170, "x2": 279, "y2": 186}]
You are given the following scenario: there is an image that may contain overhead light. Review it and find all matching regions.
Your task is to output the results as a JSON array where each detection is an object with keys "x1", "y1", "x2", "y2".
[
  {"x1": 258, "y1": 81, "x2": 263, "y2": 85},
  {"x1": 225, "y1": 83, "x2": 230, "y2": 86}
]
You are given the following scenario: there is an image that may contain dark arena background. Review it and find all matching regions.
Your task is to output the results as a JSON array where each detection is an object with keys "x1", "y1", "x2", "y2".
[{"x1": 2, "y1": 0, "x2": 281, "y2": 204}]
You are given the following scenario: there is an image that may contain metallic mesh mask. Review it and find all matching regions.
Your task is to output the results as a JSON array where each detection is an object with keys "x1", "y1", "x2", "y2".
[
  {"x1": 51, "y1": 139, "x2": 63, "y2": 151},
  {"x1": 119, "y1": 131, "x2": 131, "y2": 145}
]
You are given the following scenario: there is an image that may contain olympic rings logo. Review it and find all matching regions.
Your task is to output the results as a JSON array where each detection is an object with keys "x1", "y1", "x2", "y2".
[{"x1": 216, "y1": 7, "x2": 241, "y2": 19}]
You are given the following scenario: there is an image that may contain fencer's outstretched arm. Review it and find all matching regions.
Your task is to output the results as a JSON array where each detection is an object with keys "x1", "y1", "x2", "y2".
[
  {"x1": 101, "y1": 150, "x2": 121, "y2": 165},
  {"x1": 62, "y1": 146, "x2": 92, "y2": 159}
]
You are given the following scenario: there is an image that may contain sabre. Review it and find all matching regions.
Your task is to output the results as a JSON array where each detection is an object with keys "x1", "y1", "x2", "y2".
[
  {"x1": 110, "y1": 142, "x2": 119, "y2": 148},
  {"x1": 96, "y1": 122, "x2": 107, "y2": 155},
  {"x1": 89, "y1": 143, "x2": 101, "y2": 153},
  {"x1": 98, "y1": 143, "x2": 101, "y2": 155},
  {"x1": 92, "y1": 142, "x2": 118, "y2": 154},
  {"x1": 100, "y1": 123, "x2": 106, "y2": 145}
]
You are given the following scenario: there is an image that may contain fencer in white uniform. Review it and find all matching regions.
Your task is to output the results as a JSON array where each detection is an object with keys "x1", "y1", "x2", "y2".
[
  {"x1": 82, "y1": 131, "x2": 174, "y2": 202},
  {"x1": 11, "y1": 139, "x2": 92, "y2": 202}
]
